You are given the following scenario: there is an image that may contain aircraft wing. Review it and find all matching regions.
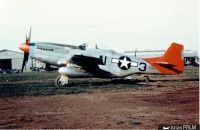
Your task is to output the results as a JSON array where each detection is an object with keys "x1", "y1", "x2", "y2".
[
  {"x1": 70, "y1": 54, "x2": 109, "y2": 77},
  {"x1": 71, "y1": 55, "x2": 103, "y2": 66}
]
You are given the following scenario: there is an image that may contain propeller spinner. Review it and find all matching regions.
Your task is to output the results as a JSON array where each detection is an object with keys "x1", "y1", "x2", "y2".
[{"x1": 18, "y1": 28, "x2": 31, "y2": 72}]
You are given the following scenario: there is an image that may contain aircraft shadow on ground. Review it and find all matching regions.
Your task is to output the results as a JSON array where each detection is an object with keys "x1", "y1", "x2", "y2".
[
  {"x1": 68, "y1": 79, "x2": 148, "y2": 87},
  {"x1": 0, "y1": 79, "x2": 149, "y2": 97}
]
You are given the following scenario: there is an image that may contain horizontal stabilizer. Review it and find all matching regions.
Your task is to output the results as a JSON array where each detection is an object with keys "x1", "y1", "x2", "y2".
[{"x1": 154, "y1": 62, "x2": 176, "y2": 67}]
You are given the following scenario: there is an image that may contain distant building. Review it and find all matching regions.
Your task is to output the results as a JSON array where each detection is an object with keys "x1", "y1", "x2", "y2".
[
  {"x1": 0, "y1": 49, "x2": 45, "y2": 71},
  {"x1": 124, "y1": 50, "x2": 199, "y2": 66}
]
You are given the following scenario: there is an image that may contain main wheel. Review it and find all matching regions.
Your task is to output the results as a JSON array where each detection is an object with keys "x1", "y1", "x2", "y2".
[{"x1": 55, "y1": 76, "x2": 67, "y2": 87}]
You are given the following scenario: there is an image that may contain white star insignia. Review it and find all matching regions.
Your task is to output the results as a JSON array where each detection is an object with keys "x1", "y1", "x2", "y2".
[{"x1": 119, "y1": 57, "x2": 131, "y2": 69}]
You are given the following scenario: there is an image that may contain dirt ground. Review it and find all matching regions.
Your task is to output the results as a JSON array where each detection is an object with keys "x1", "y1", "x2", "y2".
[{"x1": 0, "y1": 79, "x2": 199, "y2": 129}]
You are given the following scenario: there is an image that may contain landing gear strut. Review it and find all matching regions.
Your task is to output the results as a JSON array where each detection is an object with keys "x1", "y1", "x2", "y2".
[
  {"x1": 144, "y1": 76, "x2": 150, "y2": 86},
  {"x1": 55, "y1": 75, "x2": 69, "y2": 87}
]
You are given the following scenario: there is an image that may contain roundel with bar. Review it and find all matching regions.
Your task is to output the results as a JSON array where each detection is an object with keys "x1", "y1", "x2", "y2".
[{"x1": 118, "y1": 56, "x2": 132, "y2": 70}]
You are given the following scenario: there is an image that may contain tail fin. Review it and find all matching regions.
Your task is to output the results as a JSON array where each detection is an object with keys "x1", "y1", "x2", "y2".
[{"x1": 144, "y1": 43, "x2": 184, "y2": 74}]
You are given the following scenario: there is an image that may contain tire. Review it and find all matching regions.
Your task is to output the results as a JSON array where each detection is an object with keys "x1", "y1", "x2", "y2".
[
  {"x1": 55, "y1": 76, "x2": 67, "y2": 87},
  {"x1": 144, "y1": 76, "x2": 150, "y2": 86}
]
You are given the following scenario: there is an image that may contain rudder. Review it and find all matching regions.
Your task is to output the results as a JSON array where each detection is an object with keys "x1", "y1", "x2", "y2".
[{"x1": 162, "y1": 42, "x2": 184, "y2": 68}]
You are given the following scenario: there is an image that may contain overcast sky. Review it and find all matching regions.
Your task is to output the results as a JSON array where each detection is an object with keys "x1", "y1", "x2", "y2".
[{"x1": 0, "y1": 0, "x2": 199, "y2": 52}]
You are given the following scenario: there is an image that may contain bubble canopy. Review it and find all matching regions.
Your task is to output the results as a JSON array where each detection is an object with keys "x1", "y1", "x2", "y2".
[{"x1": 79, "y1": 42, "x2": 113, "y2": 51}]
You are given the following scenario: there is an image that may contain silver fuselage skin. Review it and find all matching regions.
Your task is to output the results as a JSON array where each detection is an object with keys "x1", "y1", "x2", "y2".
[{"x1": 29, "y1": 42, "x2": 159, "y2": 78}]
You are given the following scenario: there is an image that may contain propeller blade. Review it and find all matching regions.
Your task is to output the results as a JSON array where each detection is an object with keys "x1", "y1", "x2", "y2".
[
  {"x1": 28, "y1": 27, "x2": 31, "y2": 42},
  {"x1": 21, "y1": 52, "x2": 29, "y2": 72},
  {"x1": 25, "y1": 33, "x2": 28, "y2": 44},
  {"x1": 21, "y1": 27, "x2": 31, "y2": 72},
  {"x1": 25, "y1": 27, "x2": 31, "y2": 44}
]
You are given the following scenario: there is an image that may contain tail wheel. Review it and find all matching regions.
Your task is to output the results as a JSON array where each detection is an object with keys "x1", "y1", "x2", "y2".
[{"x1": 144, "y1": 76, "x2": 150, "y2": 86}]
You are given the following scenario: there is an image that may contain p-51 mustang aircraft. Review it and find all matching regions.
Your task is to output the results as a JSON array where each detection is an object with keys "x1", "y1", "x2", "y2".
[{"x1": 19, "y1": 29, "x2": 184, "y2": 87}]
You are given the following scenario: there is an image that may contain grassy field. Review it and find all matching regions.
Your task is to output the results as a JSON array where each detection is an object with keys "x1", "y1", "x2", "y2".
[
  {"x1": 183, "y1": 66, "x2": 199, "y2": 79},
  {"x1": 0, "y1": 72, "x2": 143, "y2": 97},
  {"x1": 0, "y1": 72, "x2": 83, "y2": 97},
  {"x1": 0, "y1": 66, "x2": 199, "y2": 97}
]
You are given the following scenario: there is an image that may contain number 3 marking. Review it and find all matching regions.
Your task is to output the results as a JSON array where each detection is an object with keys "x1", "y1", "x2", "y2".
[{"x1": 139, "y1": 62, "x2": 146, "y2": 71}]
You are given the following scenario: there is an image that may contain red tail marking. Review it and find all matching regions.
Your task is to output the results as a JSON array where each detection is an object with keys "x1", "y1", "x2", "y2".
[{"x1": 144, "y1": 43, "x2": 184, "y2": 74}]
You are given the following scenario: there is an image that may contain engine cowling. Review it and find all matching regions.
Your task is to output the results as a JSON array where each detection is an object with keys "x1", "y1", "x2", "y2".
[{"x1": 58, "y1": 66, "x2": 93, "y2": 78}]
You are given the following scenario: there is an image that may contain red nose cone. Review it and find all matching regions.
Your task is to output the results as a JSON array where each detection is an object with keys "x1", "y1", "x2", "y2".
[{"x1": 19, "y1": 43, "x2": 30, "y2": 53}]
